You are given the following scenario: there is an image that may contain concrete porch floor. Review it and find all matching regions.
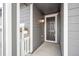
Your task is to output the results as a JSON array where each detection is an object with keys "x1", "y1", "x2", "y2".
[{"x1": 31, "y1": 42, "x2": 61, "y2": 56}]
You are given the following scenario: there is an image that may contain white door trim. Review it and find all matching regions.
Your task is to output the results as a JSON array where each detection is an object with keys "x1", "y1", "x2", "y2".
[{"x1": 44, "y1": 13, "x2": 58, "y2": 43}]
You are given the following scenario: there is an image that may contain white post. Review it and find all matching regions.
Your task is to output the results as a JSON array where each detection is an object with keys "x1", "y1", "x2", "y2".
[
  {"x1": 44, "y1": 16, "x2": 46, "y2": 42},
  {"x1": 64, "y1": 3, "x2": 68, "y2": 56},
  {"x1": 4, "y1": 3, "x2": 12, "y2": 56},
  {"x1": 20, "y1": 24, "x2": 25, "y2": 56},
  {"x1": 30, "y1": 4, "x2": 33, "y2": 53},
  {"x1": 55, "y1": 15, "x2": 57, "y2": 43},
  {"x1": 17, "y1": 3, "x2": 20, "y2": 56}
]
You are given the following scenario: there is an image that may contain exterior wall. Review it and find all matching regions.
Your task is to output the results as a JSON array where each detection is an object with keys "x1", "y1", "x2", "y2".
[
  {"x1": 3, "y1": 3, "x2": 12, "y2": 56},
  {"x1": 0, "y1": 10, "x2": 2, "y2": 25},
  {"x1": 12, "y1": 3, "x2": 17, "y2": 56},
  {"x1": 3, "y1": 3, "x2": 16, "y2": 56},
  {"x1": 33, "y1": 5, "x2": 44, "y2": 51},
  {"x1": 20, "y1": 4, "x2": 30, "y2": 30},
  {"x1": 60, "y1": 4, "x2": 64, "y2": 56},
  {"x1": 0, "y1": 8, "x2": 2, "y2": 56},
  {"x1": 39, "y1": 22, "x2": 44, "y2": 43},
  {"x1": 3, "y1": 3, "x2": 6, "y2": 56},
  {"x1": 68, "y1": 3, "x2": 79, "y2": 56},
  {"x1": 57, "y1": 13, "x2": 61, "y2": 44},
  {"x1": 20, "y1": 3, "x2": 30, "y2": 54},
  {"x1": 11, "y1": 3, "x2": 31, "y2": 56}
]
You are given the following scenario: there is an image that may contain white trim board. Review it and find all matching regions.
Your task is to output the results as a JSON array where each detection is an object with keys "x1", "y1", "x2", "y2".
[
  {"x1": 17, "y1": 3, "x2": 20, "y2": 56},
  {"x1": 30, "y1": 3, "x2": 33, "y2": 53},
  {"x1": 5, "y1": 3, "x2": 12, "y2": 56},
  {"x1": 45, "y1": 13, "x2": 58, "y2": 17},
  {"x1": 64, "y1": 3, "x2": 68, "y2": 56}
]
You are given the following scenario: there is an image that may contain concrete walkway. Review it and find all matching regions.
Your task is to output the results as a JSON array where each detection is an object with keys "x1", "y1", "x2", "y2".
[{"x1": 31, "y1": 42, "x2": 61, "y2": 56}]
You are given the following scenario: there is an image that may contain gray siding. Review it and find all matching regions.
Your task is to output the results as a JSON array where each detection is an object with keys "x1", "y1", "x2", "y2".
[
  {"x1": 57, "y1": 13, "x2": 61, "y2": 44},
  {"x1": 0, "y1": 9, "x2": 2, "y2": 56},
  {"x1": 33, "y1": 5, "x2": 44, "y2": 51},
  {"x1": 0, "y1": 10, "x2": 2, "y2": 25},
  {"x1": 3, "y1": 4, "x2": 6, "y2": 56},
  {"x1": 68, "y1": 3, "x2": 79, "y2": 56},
  {"x1": 20, "y1": 4, "x2": 30, "y2": 30},
  {"x1": 12, "y1": 3, "x2": 17, "y2": 56},
  {"x1": 20, "y1": 4, "x2": 30, "y2": 54}
]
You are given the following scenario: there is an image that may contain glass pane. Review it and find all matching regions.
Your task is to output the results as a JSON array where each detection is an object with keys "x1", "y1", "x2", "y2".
[{"x1": 46, "y1": 17, "x2": 55, "y2": 41}]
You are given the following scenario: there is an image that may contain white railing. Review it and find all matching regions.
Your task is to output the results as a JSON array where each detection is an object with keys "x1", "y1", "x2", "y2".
[
  {"x1": 24, "y1": 36, "x2": 29, "y2": 55},
  {"x1": 20, "y1": 23, "x2": 30, "y2": 56}
]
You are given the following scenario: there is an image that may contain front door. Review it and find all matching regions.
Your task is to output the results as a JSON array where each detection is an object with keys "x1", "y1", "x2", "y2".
[
  {"x1": 45, "y1": 14, "x2": 58, "y2": 43},
  {"x1": 46, "y1": 17, "x2": 55, "y2": 41}
]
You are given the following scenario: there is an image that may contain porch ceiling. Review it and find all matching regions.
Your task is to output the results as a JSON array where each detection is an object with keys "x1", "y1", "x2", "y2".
[{"x1": 34, "y1": 3, "x2": 61, "y2": 15}]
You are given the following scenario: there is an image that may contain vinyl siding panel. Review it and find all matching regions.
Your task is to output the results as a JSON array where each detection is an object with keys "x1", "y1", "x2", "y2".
[
  {"x1": 12, "y1": 3, "x2": 17, "y2": 56},
  {"x1": 68, "y1": 3, "x2": 79, "y2": 9},
  {"x1": 0, "y1": 10, "x2": 2, "y2": 56},
  {"x1": 69, "y1": 24, "x2": 79, "y2": 32},
  {"x1": 69, "y1": 32, "x2": 79, "y2": 40},
  {"x1": 69, "y1": 8, "x2": 79, "y2": 17},
  {"x1": 33, "y1": 5, "x2": 44, "y2": 51},
  {"x1": 0, "y1": 31, "x2": 2, "y2": 56},
  {"x1": 69, "y1": 16, "x2": 79, "y2": 23},
  {"x1": 68, "y1": 3, "x2": 79, "y2": 56},
  {"x1": 20, "y1": 4, "x2": 30, "y2": 30}
]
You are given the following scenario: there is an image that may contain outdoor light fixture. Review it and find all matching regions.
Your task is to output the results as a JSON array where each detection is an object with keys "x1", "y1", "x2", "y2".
[{"x1": 39, "y1": 19, "x2": 44, "y2": 23}]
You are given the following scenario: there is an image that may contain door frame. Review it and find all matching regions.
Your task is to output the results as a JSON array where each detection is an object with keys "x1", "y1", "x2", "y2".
[{"x1": 44, "y1": 13, "x2": 58, "y2": 43}]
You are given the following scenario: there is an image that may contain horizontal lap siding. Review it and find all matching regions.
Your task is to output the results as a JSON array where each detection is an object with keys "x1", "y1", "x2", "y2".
[
  {"x1": 0, "y1": 32, "x2": 1, "y2": 44},
  {"x1": 68, "y1": 3, "x2": 79, "y2": 56},
  {"x1": 69, "y1": 8, "x2": 79, "y2": 17},
  {"x1": 0, "y1": 10, "x2": 2, "y2": 56},
  {"x1": 69, "y1": 24, "x2": 79, "y2": 32},
  {"x1": 20, "y1": 4, "x2": 30, "y2": 30},
  {"x1": 68, "y1": 3, "x2": 79, "y2": 9},
  {"x1": 33, "y1": 5, "x2": 44, "y2": 51}
]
